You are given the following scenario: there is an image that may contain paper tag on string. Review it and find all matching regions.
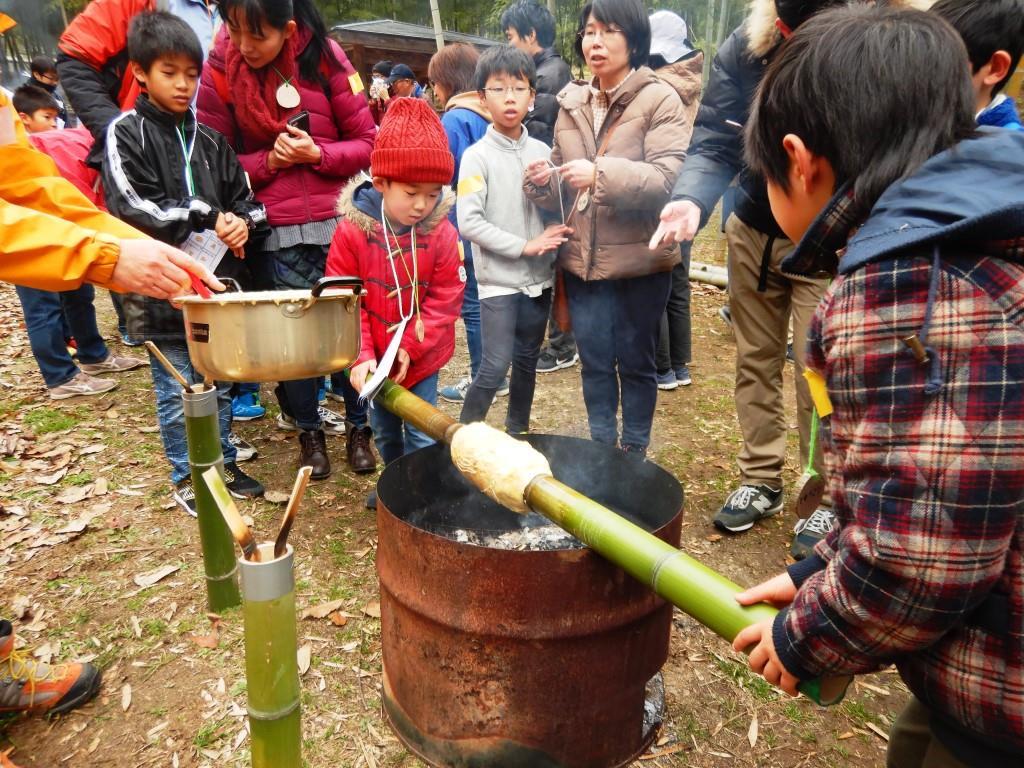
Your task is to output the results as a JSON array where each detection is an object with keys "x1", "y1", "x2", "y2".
[
  {"x1": 359, "y1": 317, "x2": 409, "y2": 404},
  {"x1": 181, "y1": 230, "x2": 227, "y2": 274}
]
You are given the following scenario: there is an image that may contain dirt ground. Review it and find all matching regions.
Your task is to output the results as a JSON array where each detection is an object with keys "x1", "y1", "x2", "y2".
[{"x1": 0, "y1": 225, "x2": 907, "y2": 767}]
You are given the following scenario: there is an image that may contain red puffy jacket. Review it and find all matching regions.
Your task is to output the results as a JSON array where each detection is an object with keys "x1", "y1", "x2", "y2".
[
  {"x1": 197, "y1": 26, "x2": 376, "y2": 227},
  {"x1": 325, "y1": 181, "x2": 464, "y2": 389}
]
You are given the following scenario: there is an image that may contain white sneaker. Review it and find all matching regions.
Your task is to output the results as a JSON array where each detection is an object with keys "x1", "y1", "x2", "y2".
[
  {"x1": 276, "y1": 406, "x2": 346, "y2": 436},
  {"x1": 228, "y1": 432, "x2": 257, "y2": 462}
]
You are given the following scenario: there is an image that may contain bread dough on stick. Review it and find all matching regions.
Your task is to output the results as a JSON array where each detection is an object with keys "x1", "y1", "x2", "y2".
[{"x1": 450, "y1": 423, "x2": 552, "y2": 514}]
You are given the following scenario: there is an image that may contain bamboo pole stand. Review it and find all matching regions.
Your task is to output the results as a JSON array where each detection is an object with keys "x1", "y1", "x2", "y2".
[
  {"x1": 183, "y1": 385, "x2": 241, "y2": 611},
  {"x1": 239, "y1": 543, "x2": 302, "y2": 768}
]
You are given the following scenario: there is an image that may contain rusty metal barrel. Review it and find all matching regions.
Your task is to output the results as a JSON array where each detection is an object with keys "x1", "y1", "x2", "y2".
[{"x1": 376, "y1": 434, "x2": 684, "y2": 768}]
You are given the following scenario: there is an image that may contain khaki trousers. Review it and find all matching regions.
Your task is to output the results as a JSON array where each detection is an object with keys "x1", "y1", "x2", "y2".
[
  {"x1": 726, "y1": 215, "x2": 828, "y2": 488},
  {"x1": 886, "y1": 697, "x2": 968, "y2": 768}
]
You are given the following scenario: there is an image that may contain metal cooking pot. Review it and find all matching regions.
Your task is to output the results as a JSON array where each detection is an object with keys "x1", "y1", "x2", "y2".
[{"x1": 176, "y1": 276, "x2": 363, "y2": 382}]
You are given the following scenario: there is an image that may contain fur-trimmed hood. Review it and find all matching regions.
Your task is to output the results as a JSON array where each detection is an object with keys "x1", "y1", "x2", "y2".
[
  {"x1": 335, "y1": 178, "x2": 454, "y2": 237},
  {"x1": 745, "y1": 0, "x2": 937, "y2": 58}
]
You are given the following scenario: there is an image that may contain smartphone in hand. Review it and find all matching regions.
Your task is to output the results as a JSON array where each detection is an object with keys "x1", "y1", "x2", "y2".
[{"x1": 287, "y1": 110, "x2": 310, "y2": 134}]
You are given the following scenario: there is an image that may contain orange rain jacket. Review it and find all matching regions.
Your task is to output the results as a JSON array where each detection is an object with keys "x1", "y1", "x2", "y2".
[{"x1": 0, "y1": 92, "x2": 144, "y2": 293}]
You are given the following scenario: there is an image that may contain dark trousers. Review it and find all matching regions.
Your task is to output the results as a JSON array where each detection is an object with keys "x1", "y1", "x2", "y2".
[
  {"x1": 461, "y1": 289, "x2": 552, "y2": 433},
  {"x1": 565, "y1": 271, "x2": 671, "y2": 450},
  {"x1": 15, "y1": 284, "x2": 109, "y2": 388},
  {"x1": 656, "y1": 242, "x2": 693, "y2": 373}
]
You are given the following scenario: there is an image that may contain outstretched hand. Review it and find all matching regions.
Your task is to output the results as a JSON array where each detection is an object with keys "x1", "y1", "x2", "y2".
[{"x1": 111, "y1": 239, "x2": 224, "y2": 299}]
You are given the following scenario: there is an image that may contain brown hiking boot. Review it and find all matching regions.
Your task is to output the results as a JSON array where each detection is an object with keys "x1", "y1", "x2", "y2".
[
  {"x1": 346, "y1": 422, "x2": 377, "y2": 474},
  {"x1": 298, "y1": 429, "x2": 330, "y2": 480},
  {"x1": 0, "y1": 620, "x2": 102, "y2": 717}
]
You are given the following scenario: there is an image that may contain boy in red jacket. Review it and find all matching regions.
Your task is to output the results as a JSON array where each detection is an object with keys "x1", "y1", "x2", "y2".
[{"x1": 326, "y1": 97, "x2": 464, "y2": 504}]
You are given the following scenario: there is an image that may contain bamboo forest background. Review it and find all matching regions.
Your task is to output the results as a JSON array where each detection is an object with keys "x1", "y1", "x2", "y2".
[{"x1": 0, "y1": 0, "x2": 750, "y2": 81}]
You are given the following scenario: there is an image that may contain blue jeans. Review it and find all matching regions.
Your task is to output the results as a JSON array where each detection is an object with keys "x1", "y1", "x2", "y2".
[
  {"x1": 329, "y1": 372, "x2": 367, "y2": 427},
  {"x1": 461, "y1": 240, "x2": 482, "y2": 378},
  {"x1": 147, "y1": 339, "x2": 236, "y2": 484},
  {"x1": 15, "y1": 284, "x2": 109, "y2": 388},
  {"x1": 565, "y1": 271, "x2": 671, "y2": 451},
  {"x1": 370, "y1": 373, "x2": 438, "y2": 465}
]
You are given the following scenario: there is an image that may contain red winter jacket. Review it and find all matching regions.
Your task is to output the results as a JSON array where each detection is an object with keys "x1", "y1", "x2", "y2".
[
  {"x1": 325, "y1": 181, "x2": 464, "y2": 389},
  {"x1": 197, "y1": 27, "x2": 376, "y2": 226}
]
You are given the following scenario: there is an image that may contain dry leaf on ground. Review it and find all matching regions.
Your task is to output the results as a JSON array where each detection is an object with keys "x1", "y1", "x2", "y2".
[
  {"x1": 133, "y1": 564, "x2": 180, "y2": 588},
  {"x1": 122, "y1": 684, "x2": 132, "y2": 711},
  {"x1": 301, "y1": 599, "x2": 345, "y2": 620},
  {"x1": 747, "y1": 712, "x2": 758, "y2": 748},
  {"x1": 362, "y1": 601, "x2": 381, "y2": 619},
  {"x1": 297, "y1": 643, "x2": 312, "y2": 675}
]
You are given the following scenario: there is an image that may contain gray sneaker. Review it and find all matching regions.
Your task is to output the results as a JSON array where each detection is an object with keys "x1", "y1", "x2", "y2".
[
  {"x1": 78, "y1": 354, "x2": 145, "y2": 374},
  {"x1": 276, "y1": 405, "x2": 346, "y2": 436},
  {"x1": 48, "y1": 372, "x2": 118, "y2": 400},
  {"x1": 714, "y1": 484, "x2": 783, "y2": 532}
]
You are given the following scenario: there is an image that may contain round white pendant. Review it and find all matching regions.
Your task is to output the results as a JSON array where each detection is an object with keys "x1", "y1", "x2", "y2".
[
  {"x1": 276, "y1": 82, "x2": 301, "y2": 109},
  {"x1": 576, "y1": 189, "x2": 590, "y2": 213}
]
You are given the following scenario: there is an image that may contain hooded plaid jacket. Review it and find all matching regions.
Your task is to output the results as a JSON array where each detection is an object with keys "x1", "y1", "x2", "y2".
[{"x1": 776, "y1": 130, "x2": 1024, "y2": 765}]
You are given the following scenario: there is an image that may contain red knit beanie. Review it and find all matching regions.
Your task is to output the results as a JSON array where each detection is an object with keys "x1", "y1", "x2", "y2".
[{"x1": 371, "y1": 97, "x2": 454, "y2": 184}]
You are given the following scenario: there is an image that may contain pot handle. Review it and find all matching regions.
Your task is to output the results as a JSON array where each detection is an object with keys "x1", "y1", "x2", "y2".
[{"x1": 310, "y1": 276, "x2": 363, "y2": 301}]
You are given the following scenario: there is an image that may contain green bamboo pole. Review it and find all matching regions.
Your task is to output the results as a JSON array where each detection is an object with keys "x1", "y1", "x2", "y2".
[
  {"x1": 184, "y1": 385, "x2": 241, "y2": 611},
  {"x1": 371, "y1": 379, "x2": 850, "y2": 706},
  {"x1": 239, "y1": 543, "x2": 302, "y2": 768}
]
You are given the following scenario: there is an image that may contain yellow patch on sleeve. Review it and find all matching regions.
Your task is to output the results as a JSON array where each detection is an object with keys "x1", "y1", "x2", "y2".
[
  {"x1": 457, "y1": 174, "x2": 485, "y2": 197},
  {"x1": 803, "y1": 369, "x2": 833, "y2": 418},
  {"x1": 348, "y1": 72, "x2": 365, "y2": 95}
]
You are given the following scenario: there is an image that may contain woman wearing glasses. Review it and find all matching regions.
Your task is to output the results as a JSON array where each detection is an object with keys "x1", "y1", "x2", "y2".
[{"x1": 525, "y1": 0, "x2": 687, "y2": 457}]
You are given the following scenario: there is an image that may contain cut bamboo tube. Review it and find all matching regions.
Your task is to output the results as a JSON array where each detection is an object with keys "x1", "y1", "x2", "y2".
[
  {"x1": 183, "y1": 386, "x2": 241, "y2": 611},
  {"x1": 202, "y1": 466, "x2": 260, "y2": 562},
  {"x1": 371, "y1": 378, "x2": 849, "y2": 706},
  {"x1": 239, "y1": 543, "x2": 301, "y2": 768}
]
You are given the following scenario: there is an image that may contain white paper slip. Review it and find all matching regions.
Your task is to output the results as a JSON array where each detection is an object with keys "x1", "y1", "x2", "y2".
[
  {"x1": 359, "y1": 317, "x2": 409, "y2": 404},
  {"x1": 181, "y1": 230, "x2": 228, "y2": 273}
]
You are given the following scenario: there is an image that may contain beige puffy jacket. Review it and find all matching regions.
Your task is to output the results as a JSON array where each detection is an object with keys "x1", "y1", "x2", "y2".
[{"x1": 525, "y1": 67, "x2": 688, "y2": 281}]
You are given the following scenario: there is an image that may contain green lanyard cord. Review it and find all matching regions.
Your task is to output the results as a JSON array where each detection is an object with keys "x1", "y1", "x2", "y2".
[
  {"x1": 804, "y1": 407, "x2": 820, "y2": 476},
  {"x1": 176, "y1": 123, "x2": 196, "y2": 197}
]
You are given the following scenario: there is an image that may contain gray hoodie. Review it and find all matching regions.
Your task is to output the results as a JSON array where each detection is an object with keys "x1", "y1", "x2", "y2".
[{"x1": 457, "y1": 124, "x2": 554, "y2": 297}]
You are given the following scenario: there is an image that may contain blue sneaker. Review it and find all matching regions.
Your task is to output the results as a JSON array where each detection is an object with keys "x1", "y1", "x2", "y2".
[
  {"x1": 674, "y1": 365, "x2": 692, "y2": 386},
  {"x1": 656, "y1": 371, "x2": 678, "y2": 391},
  {"x1": 317, "y1": 385, "x2": 327, "y2": 405},
  {"x1": 232, "y1": 393, "x2": 265, "y2": 421},
  {"x1": 440, "y1": 377, "x2": 470, "y2": 403},
  {"x1": 120, "y1": 332, "x2": 143, "y2": 347}
]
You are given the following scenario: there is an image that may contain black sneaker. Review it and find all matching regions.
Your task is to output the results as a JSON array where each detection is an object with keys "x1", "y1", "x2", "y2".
[
  {"x1": 790, "y1": 507, "x2": 837, "y2": 560},
  {"x1": 223, "y1": 462, "x2": 264, "y2": 499},
  {"x1": 173, "y1": 478, "x2": 197, "y2": 518},
  {"x1": 536, "y1": 349, "x2": 579, "y2": 373},
  {"x1": 714, "y1": 484, "x2": 783, "y2": 532},
  {"x1": 365, "y1": 489, "x2": 378, "y2": 510}
]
